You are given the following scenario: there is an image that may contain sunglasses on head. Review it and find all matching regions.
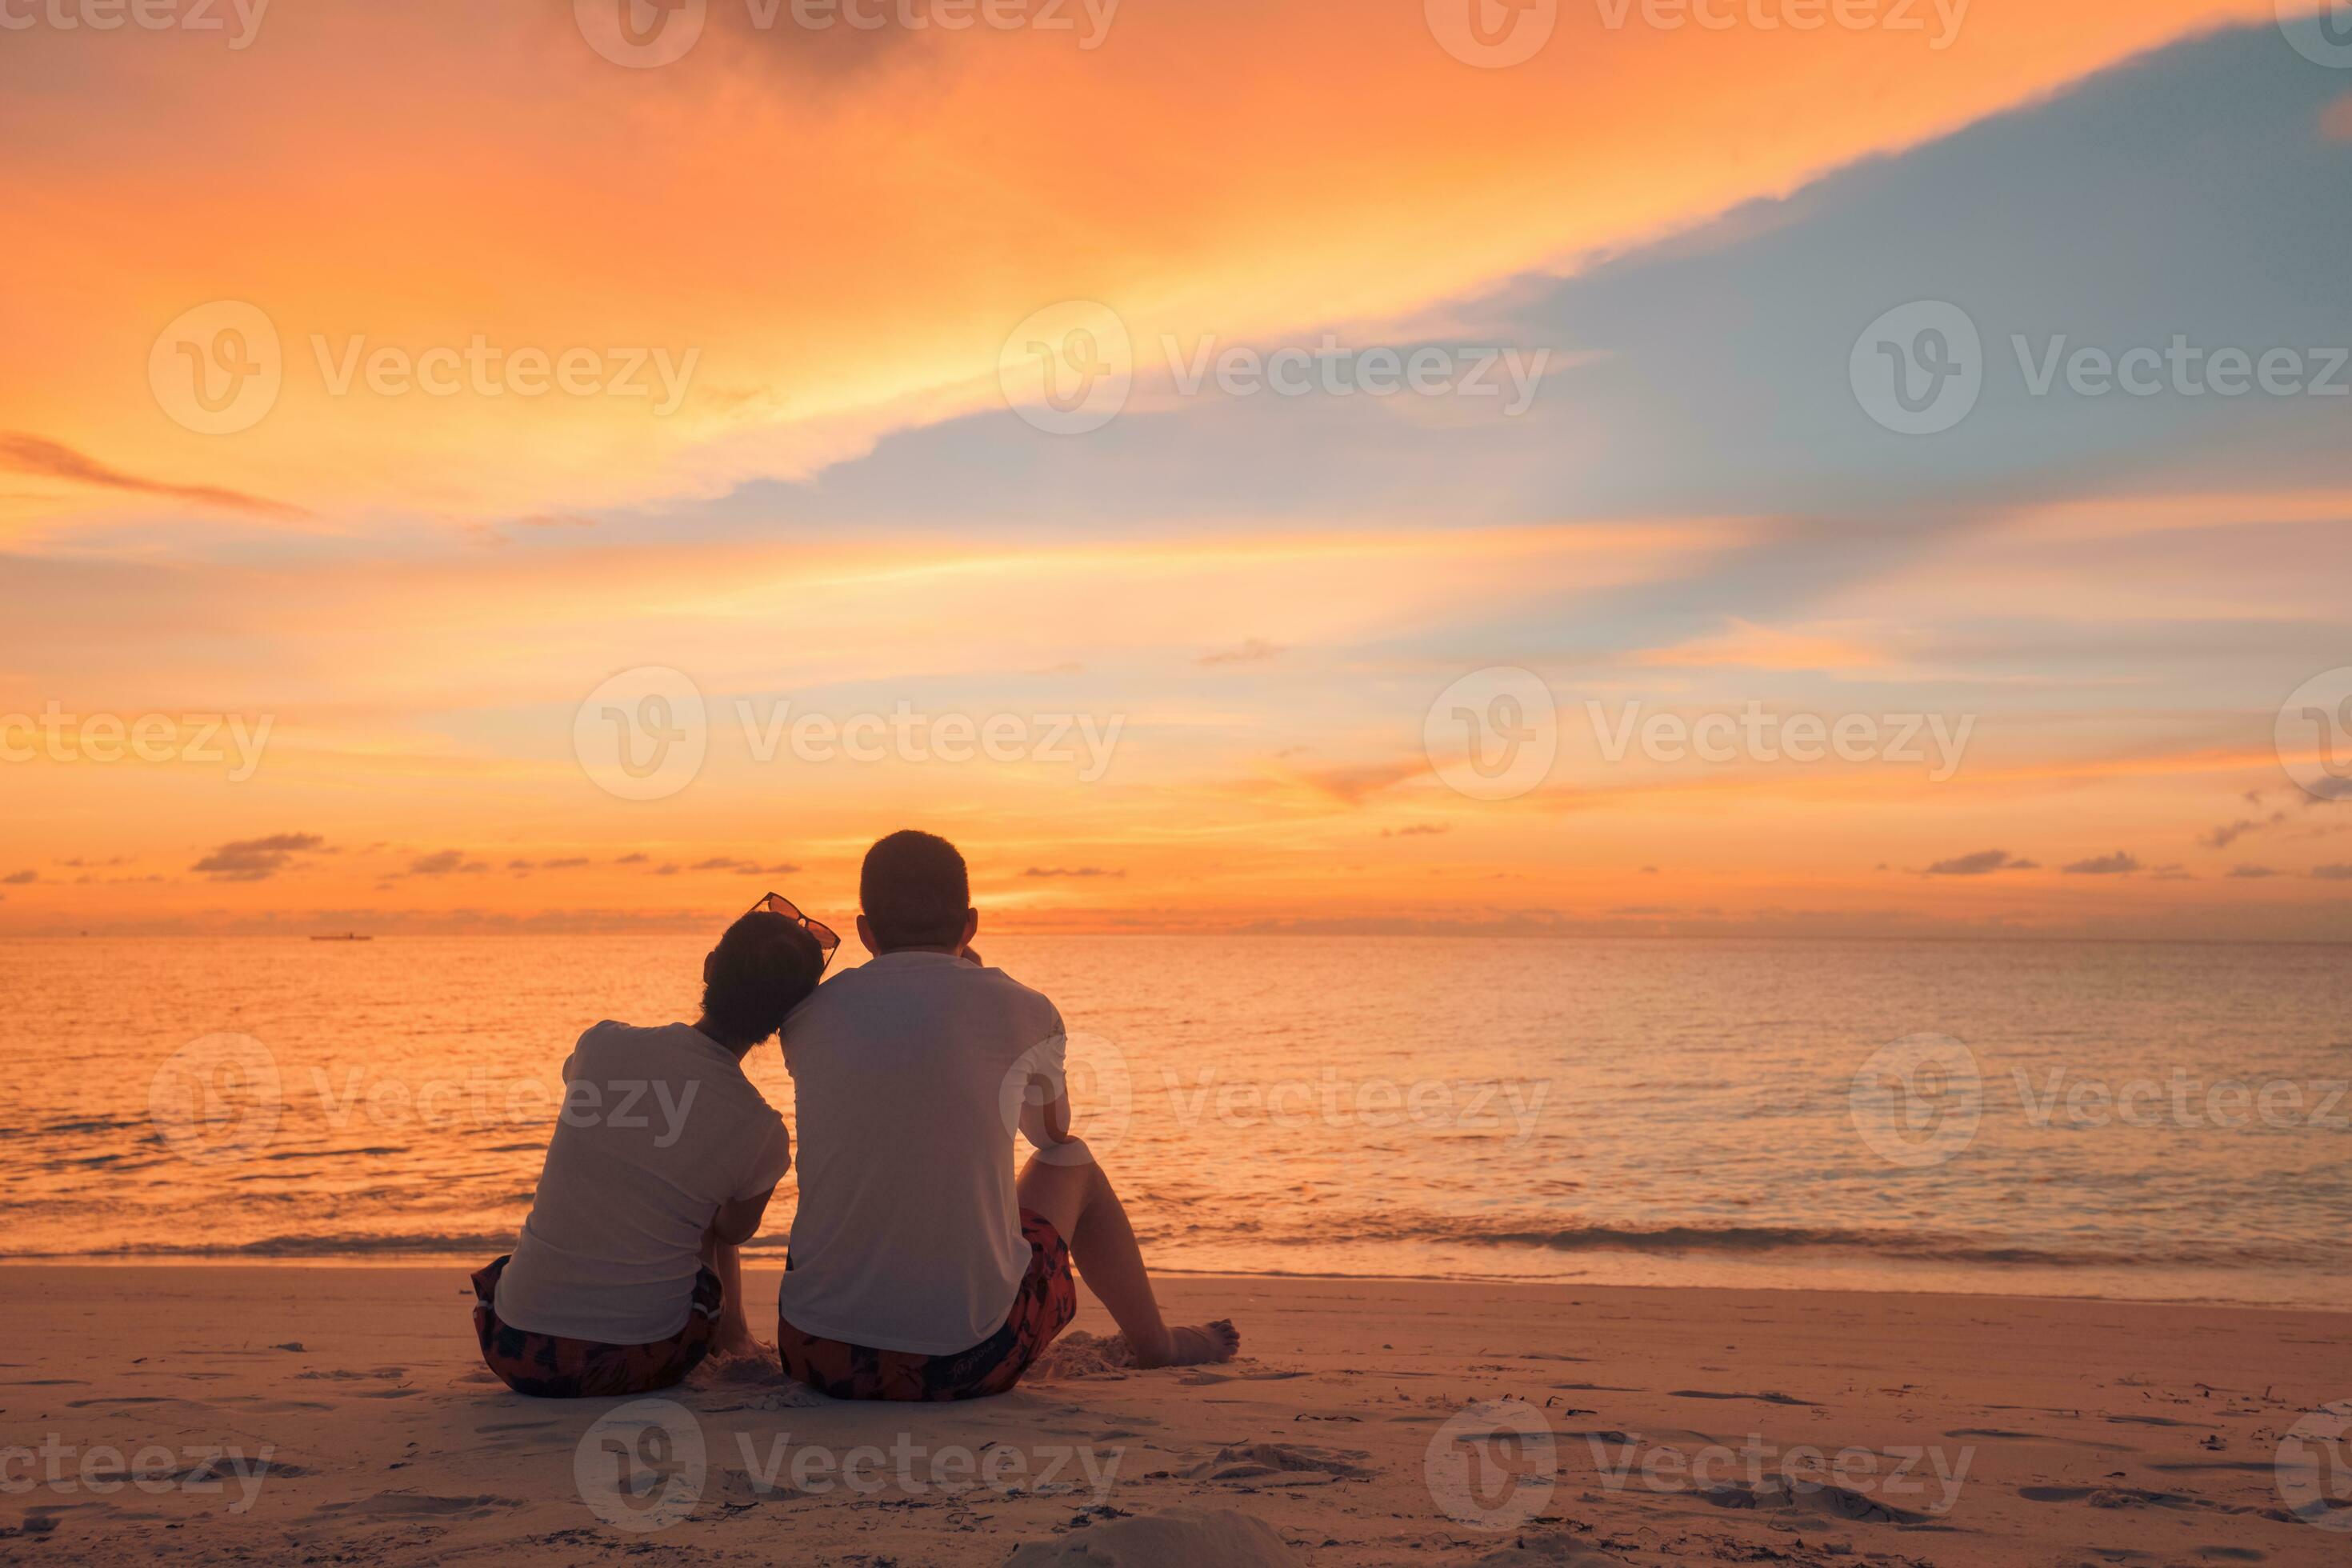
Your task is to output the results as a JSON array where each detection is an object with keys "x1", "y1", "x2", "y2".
[{"x1": 747, "y1": 892, "x2": 842, "y2": 974}]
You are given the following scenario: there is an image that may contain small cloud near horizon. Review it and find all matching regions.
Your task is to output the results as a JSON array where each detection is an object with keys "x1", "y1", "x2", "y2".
[
  {"x1": 1923, "y1": 850, "x2": 2039, "y2": 877},
  {"x1": 2228, "y1": 866, "x2": 2280, "y2": 879},
  {"x1": 1023, "y1": 866, "x2": 1125, "y2": 879},
  {"x1": 2311, "y1": 864, "x2": 2352, "y2": 880},
  {"x1": 2204, "y1": 812, "x2": 2286, "y2": 849},
  {"x1": 1382, "y1": 823, "x2": 1450, "y2": 838},
  {"x1": 191, "y1": 832, "x2": 327, "y2": 882},
  {"x1": 1198, "y1": 638, "x2": 1285, "y2": 666},
  {"x1": 407, "y1": 850, "x2": 490, "y2": 876},
  {"x1": 2062, "y1": 851, "x2": 2141, "y2": 875}
]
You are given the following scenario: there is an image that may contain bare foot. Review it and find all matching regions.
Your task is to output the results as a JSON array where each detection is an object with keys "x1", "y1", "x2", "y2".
[
  {"x1": 1138, "y1": 1319, "x2": 1240, "y2": 1369},
  {"x1": 710, "y1": 1332, "x2": 766, "y2": 1364}
]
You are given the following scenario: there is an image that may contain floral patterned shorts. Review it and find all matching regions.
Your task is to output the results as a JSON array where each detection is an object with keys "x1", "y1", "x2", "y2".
[
  {"x1": 776, "y1": 1209, "x2": 1078, "y2": 1402},
  {"x1": 470, "y1": 1254, "x2": 722, "y2": 1398}
]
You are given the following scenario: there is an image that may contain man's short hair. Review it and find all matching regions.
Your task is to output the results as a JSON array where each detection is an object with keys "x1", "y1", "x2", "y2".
[
  {"x1": 702, "y1": 911, "x2": 823, "y2": 1046},
  {"x1": 861, "y1": 830, "x2": 971, "y2": 950}
]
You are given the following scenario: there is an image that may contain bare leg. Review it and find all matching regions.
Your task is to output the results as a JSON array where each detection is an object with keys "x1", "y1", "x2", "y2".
[
  {"x1": 1017, "y1": 1140, "x2": 1238, "y2": 1369},
  {"x1": 698, "y1": 1225, "x2": 760, "y2": 1358}
]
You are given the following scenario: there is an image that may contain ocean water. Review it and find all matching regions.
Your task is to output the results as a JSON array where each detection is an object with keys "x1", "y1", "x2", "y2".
[{"x1": 2, "y1": 935, "x2": 2346, "y2": 1309}]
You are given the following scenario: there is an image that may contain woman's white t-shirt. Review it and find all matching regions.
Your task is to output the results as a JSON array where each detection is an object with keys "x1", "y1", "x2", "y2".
[{"x1": 494, "y1": 1022, "x2": 791, "y2": 1343}]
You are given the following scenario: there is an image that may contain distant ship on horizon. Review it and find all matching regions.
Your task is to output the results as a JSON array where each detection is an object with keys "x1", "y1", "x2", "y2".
[{"x1": 310, "y1": 933, "x2": 374, "y2": 942}]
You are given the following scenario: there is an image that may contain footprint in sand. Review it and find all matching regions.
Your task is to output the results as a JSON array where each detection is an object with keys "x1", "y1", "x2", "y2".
[
  {"x1": 1666, "y1": 1389, "x2": 1819, "y2": 1407},
  {"x1": 1464, "y1": 1535, "x2": 1638, "y2": 1566},
  {"x1": 2016, "y1": 1484, "x2": 2257, "y2": 1515},
  {"x1": 1698, "y1": 1477, "x2": 1930, "y2": 1526},
  {"x1": 1184, "y1": 1442, "x2": 1374, "y2": 1486},
  {"x1": 1005, "y1": 1507, "x2": 1301, "y2": 1566},
  {"x1": 308, "y1": 1492, "x2": 523, "y2": 1520}
]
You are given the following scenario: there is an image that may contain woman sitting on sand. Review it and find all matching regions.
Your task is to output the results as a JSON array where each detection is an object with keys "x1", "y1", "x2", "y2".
[{"x1": 468, "y1": 903, "x2": 830, "y2": 1397}]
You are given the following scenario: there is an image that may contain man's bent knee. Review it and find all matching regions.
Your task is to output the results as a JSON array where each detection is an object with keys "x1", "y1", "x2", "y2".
[{"x1": 1024, "y1": 1134, "x2": 1099, "y2": 1171}]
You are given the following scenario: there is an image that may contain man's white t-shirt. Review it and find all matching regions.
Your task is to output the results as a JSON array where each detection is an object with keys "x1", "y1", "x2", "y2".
[
  {"x1": 494, "y1": 1022, "x2": 791, "y2": 1344},
  {"x1": 776, "y1": 952, "x2": 1067, "y2": 1355}
]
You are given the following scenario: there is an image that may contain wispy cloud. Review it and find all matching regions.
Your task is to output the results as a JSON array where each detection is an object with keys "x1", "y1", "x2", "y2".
[
  {"x1": 1924, "y1": 850, "x2": 2040, "y2": 877},
  {"x1": 2062, "y1": 851, "x2": 2141, "y2": 875},
  {"x1": 190, "y1": 833, "x2": 326, "y2": 882},
  {"x1": 0, "y1": 434, "x2": 306, "y2": 519},
  {"x1": 407, "y1": 850, "x2": 489, "y2": 876},
  {"x1": 1198, "y1": 638, "x2": 1285, "y2": 666},
  {"x1": 2204, "y1": 812, "x2": 2286, "y2": 849}
]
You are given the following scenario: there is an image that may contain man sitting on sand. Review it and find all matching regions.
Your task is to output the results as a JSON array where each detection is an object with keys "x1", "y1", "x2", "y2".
[
  {"x1": 470, "y1": 906, "x2": 829, "y2": 1397},
  {"x1": 774, "y1": 829, "x2": 1239, "y2": 1400}
]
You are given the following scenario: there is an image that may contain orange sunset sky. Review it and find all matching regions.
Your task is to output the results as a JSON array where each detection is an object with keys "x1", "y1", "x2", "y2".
[{"x1": 2, "y1": 0, "x2": 2349, "y2": 938}]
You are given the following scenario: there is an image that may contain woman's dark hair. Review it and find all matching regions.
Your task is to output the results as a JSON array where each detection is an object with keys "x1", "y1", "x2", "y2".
[
  {"x1": 860, "y1": 829, "x2": 971, "y2": 950},
  {"x1": 701, "y1": 910, "x2": 823, "y2": 1047}
]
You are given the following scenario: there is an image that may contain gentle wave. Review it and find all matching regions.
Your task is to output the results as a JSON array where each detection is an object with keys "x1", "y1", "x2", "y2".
[{"x1": 1452, "y1": 1223, "x2": 2329, "y2": 1270}]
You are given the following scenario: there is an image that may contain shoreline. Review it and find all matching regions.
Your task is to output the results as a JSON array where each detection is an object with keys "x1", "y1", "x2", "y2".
[{"x1": 6, "y1": 1257, "x2": 2342, "y2": 1315}]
